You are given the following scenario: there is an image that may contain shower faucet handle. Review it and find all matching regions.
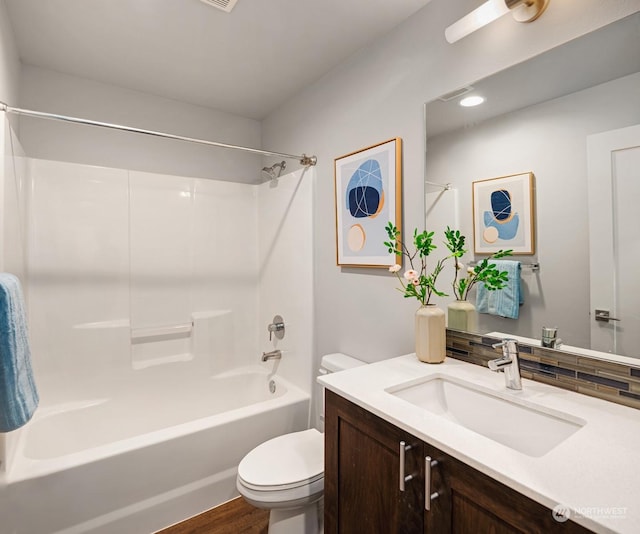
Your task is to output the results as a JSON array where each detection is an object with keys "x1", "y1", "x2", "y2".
[{"x1": 267, "y1": 315, "x2": 285, "y2": 341}]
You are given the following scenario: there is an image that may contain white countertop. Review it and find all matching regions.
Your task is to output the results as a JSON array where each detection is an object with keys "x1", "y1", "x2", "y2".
[{"x1": 318, "y1": 355, "x2": 640, "y2": 534}]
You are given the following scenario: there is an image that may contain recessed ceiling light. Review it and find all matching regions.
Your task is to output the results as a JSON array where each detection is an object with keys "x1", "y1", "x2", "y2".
[{"x1": 459, "y1": 95, "x2": 485, "y2": 107}]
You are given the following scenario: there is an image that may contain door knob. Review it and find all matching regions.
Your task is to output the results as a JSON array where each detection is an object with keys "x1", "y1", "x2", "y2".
[{"x1": 595, "y1": 309, "x2": 621, "y2": 322}]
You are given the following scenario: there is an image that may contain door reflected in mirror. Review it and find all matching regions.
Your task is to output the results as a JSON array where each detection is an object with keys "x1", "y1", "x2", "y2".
[{"x1": 424, "y1": 13, "x2": 640, "y2": 360}]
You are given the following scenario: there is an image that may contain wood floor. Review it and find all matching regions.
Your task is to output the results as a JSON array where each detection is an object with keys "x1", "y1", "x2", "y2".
[{"x1": 156, "y1": 497, "x2": 269, "y2": 534}]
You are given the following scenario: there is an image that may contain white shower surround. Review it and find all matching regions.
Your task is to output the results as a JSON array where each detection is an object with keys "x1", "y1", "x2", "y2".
[
  {"x1": 0, "y1": 147, "x2": 315, "y2": 532},
  {"x1": 18, "y1": 157, "x2": 313, "y2": 388}
]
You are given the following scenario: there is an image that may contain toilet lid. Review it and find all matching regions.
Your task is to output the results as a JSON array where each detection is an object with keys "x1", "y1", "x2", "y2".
[{"x1": 237, "y1": 429, "x2": 324, "y2": 490}]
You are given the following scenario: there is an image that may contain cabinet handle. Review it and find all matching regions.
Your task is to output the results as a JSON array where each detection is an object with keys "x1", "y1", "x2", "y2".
[
  {"x1": 399, "y1": 441, "x2": 413, "y2": 491},
  {"x1": 425, "y1": 456, "x2": 440, "y2": 511}
]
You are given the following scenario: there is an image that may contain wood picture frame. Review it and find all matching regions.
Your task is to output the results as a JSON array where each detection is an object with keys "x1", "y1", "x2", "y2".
[
  {"x1": 334, "y1": 138, "x2": 402, "y2": 267},
  {"x1": 472, "y1": 172, "x2": 535, "y2": 255}
]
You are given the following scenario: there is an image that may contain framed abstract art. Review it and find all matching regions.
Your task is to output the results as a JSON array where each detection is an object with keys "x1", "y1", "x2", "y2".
[
  {"x1": 472, "y1": 172, "x2": 535, "y2": 255},
  {"x1": 334, "y1": 138, "x2": 402, "y2": 267}
]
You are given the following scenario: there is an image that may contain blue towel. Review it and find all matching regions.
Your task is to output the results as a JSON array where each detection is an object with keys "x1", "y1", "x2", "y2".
[
  {"x1": 0, "y1": 273, "x2": 38, "y2": 432},
  {"x1": 476, "y1": 260, "x2": 523, "y2": 319}
]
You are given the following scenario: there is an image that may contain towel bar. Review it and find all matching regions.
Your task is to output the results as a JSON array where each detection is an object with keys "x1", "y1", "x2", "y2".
[{"x1": 468, "y1": 261, "x2": 539, "y2": 272}]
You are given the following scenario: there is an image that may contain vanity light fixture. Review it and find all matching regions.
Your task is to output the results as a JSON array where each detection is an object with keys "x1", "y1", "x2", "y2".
[
  {"x1": 445, "y1": 0, "x2": 549, "y2": 44},
  {"x1": 459, "y1": 95, "x2": 485, "y2": 107}
]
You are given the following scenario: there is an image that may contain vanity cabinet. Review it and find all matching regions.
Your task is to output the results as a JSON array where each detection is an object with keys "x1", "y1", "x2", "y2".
[
  {"x1": 324, "y1": 389, "x2": 425, "y2": 533},
  {"x1": 324, "y1": 390, "x2": 592, "y2": 534}
]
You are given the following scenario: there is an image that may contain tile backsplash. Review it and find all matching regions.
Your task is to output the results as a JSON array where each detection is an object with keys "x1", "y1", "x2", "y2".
[{"x1": 446, "y1": 329, "x2": 640, "y2": 410}]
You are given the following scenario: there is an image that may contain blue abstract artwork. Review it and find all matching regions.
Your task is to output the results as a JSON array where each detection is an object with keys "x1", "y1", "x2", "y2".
[
  {"x1": 491, "y1": 190, "x2": 512, "y2": 220},
  {"x1": 346, "y1": 159, "x2": 384, "y2": 218},
  {"x1": 483, "y1": 189, "x2": 520, "y2": 240},
  {"x1": 473, "y1": 173, "x2": 534, "y2": 254},
  {"x1": 334, "y1": 138, "x2": 401, "y2": 266}
]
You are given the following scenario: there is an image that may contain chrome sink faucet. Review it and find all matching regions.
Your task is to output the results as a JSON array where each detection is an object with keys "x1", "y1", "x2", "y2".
[{"x1": 488, "y1": 339, "x2": 522, "y2": 391}]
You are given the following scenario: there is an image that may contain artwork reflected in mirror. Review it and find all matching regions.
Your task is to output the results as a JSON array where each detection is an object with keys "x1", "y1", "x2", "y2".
[
  {"x1": 472, "y1": 172, "x2": 534, "y2": 255},
  {"x1": 424, "y1": 13, "x2": 640, "y2": 359}
]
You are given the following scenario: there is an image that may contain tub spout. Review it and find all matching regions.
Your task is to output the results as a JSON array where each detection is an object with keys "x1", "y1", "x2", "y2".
[{"x1": 261, "y1": 349, "x2": 282, "y2": 362}]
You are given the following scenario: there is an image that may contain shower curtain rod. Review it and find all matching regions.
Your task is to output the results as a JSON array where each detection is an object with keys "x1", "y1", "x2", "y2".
[
  {"x1": 425, "y1": 180, "x2": 452, "y2": 190},
  {"x1": 0, "y1": 101, "x2": 317, "y2": 167}
]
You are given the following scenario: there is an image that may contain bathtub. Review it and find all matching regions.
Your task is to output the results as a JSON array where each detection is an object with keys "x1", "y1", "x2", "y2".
[{"x1": 0, "y1": 366, "x2": 310, "y2": 534}]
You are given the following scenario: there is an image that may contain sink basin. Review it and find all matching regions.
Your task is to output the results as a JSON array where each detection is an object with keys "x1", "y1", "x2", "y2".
[{"x1": 386, "y1": 375, "x2": 585, "y2": 457}]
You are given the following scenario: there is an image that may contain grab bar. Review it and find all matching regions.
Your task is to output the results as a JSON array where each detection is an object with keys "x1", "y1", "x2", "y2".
[{"x1": 131, "y1": 321, "x2": 193, "y2": 341}]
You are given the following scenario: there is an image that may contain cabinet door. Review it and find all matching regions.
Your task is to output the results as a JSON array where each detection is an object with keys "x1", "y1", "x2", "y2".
[
  {"x1": 325, "y1": 390, "x2": 424, "y2": 534},
  {"x1": 424, "y1": 443, "x2": 592, "y2": 534}
]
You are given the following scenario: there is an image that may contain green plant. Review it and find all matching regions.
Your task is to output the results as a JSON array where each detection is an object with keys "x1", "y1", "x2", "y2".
[
  {"x1": 444, "y1": 226, "x2": 513, "y2": 301},
  {"x1": 384, "y1": 222, "x2": 448, "y2": 306}
]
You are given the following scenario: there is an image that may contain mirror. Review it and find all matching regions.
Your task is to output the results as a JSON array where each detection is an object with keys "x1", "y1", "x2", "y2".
[{"x1": 424, "y1": 13, "x2": 640, "y2": 360}]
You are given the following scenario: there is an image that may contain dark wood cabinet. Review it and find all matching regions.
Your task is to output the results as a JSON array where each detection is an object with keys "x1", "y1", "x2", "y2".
[
  {"x1": 325, "y1": 390, "x2": 592, "y2": 534},
  {"x1": 324, "y1": 389, "x2": 424, "y2": 533}
]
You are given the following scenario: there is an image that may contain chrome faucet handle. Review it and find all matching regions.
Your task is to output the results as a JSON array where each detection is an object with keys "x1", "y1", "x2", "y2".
[
  {"x1": 491, "y1": 338, "x2": 518, "y2": 352},
  {"x1": 488, "y1": 357, "x2": 511, "y2": 371},
  {"x1": 267, "y1": 314, "x2": 285, "y2": 341}
]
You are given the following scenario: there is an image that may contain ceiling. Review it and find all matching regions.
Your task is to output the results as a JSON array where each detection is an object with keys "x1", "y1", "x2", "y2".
[
  {"x1": 426, "y1": 12, "x2": 640, "y2": 137},
  {"x1": 5, "y1": 0, "x2": 432, "y2": 120}
]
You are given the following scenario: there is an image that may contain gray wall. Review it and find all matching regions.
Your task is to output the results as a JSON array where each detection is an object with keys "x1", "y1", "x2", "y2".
[
  {"x1": 426, "y1": 73, "x2": 640, "y2": 348},
  {"x1": 261, "y1": 0, "x2": 640, "y2": 365},
  {"x1": 0, "y1": 0, "x2": 22, "y2": 277},
  {"x1": 0, "y1": 0, "x2": 22, "y2": 473},
  {"x1": 0, "y1": 0, "x2": 19, "y2": 105},
  {"x1": 16, "y1": 66, "x2": 263, "y2": 183}
]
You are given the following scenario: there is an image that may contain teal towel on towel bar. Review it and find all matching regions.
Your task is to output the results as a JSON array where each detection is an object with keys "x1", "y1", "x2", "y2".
[
  {"x1": 0, "y1": 273, "x2": 38, "y2": 432},
  {"x1": 476, "y1": 260, "x2": 523, "y2": 319}
]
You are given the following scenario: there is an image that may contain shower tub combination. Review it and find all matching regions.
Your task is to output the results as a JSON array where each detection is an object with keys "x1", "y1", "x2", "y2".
[
  {"x1": 0, "y1": 365, "x2": 309, "y2": 534},
  {"x1": 0, "y1": 158, "x2": 315, "y2": 533},
  {"x1": 0, "y1": 100, "x2": 315, "y2": 533}
]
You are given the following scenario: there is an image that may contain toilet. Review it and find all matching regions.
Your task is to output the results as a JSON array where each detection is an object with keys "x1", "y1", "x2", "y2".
[{"x1": 236, "y1": 353, "x2": 366, "y2": 534}]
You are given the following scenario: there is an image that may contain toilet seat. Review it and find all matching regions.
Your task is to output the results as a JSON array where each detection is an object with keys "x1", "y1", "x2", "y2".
[{"x1": 237, "y1": 428, "x2": 324, "y2": 492}]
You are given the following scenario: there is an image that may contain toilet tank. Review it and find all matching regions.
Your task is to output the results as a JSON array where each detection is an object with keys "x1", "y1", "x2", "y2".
[
  {"x1": 317, "y1": 353, "x2": 366, "y2": 428},
  {"x1": 319, "y1": 353, "x2": 366, "y2": 375}
]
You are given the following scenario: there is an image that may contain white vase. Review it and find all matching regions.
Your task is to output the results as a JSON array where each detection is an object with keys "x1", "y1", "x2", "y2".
[
  {"x1": 415, "y1": 304, "x2": 446, "y2": 364},
  {"x1": 447, "y1": 300, "x2": 478, "y2": 333}
]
